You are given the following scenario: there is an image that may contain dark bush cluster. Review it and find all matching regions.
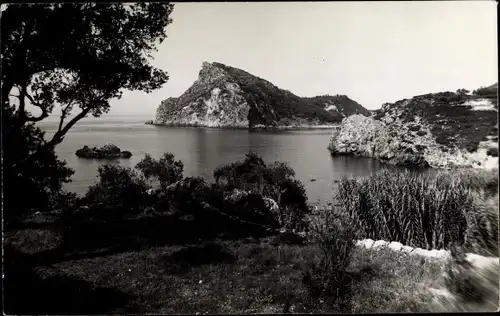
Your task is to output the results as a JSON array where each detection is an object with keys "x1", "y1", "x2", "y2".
[
  {"x1": 80, "y1": 165, "x2": 149, "y2": 219},
  {"x1": 135, "y1": 153, "x2": 184, "y2": 189},
  {"x1": 486, "y1": 147, "x2": 498, "y2": 157},
  {"x1": 214, "y1": 152, "x2": 310, "y2": 231},
  {"x1": 473, "y1": 84, "x2": 497, "y2": 97},
  {"x1": 62, "y1": 152, "x2": 310, "y2": 251}
]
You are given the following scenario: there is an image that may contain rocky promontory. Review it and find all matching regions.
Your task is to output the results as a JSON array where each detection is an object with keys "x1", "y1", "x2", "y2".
[
  {"x1": 75, "y1": 144, "x2": 132, "y2": 159},
  {"x1": 155, "y1": 62, "x2": 368, "y2": 130},
  {"x1": 328, "y1": 87, "x2": 498, "y2": 169}
]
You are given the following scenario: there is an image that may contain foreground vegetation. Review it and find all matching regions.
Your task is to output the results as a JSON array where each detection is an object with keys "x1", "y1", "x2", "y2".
[
  {"x1": 4, "y1": 229, "x2": 443, "y2": 314},
  {"x1": 4, "y1": 151, "x2": 499, "y2": 314},
  {"x1": 4, "y1": 3, "x2": 496, "y2": 314},
  {"x1": 337, "y1": 168, "x2": 498, "y2": 255}
]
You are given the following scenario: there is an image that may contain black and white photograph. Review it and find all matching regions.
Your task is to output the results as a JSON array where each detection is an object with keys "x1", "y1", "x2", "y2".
[{"x1": 2, "y1": 1, "x2": 499, "y2": 314}]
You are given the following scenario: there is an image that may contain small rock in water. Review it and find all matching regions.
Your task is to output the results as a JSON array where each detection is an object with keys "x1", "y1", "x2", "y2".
[{"x1": 75, "y1": 143, "x2": 132, "y2": 159}]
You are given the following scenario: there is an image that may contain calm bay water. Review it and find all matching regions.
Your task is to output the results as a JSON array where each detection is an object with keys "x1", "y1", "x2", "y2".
[{"x1": 38, "y1": 114, "x2": 391, "y2": 204}]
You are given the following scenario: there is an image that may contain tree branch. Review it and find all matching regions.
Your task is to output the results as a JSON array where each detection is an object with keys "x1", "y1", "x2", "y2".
[
  {"x1": 57, "y1": 101, "x2": 74, "y2": 133},
  {"x1": 12, "y1": 106, "x2": 92, "y2": 171},
  {"x1": 17, "y1": 84, "x2": 28, "y2": 122},
  {"x1": 24, "y1": 89, "x2": 49, "y2": 123},
  {"x1": 48, "y1": 106, "x2": 91, "y2": 147}
]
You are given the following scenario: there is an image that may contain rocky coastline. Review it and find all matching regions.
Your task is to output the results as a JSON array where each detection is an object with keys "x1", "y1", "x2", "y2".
[
  {"x1": 328, "y1": 89, "x2": 498, "y2": 169},
  {"x1": 151, "y1": 121, "x2": 339, "y2": 131},
  {"x1": 154, "y1": 61, "x2": 368, "y2": 130}
]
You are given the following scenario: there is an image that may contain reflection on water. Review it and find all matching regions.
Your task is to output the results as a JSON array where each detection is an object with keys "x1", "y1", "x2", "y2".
[{"x1": 39, "y1": 114, "x2": 400, "y2": 203}]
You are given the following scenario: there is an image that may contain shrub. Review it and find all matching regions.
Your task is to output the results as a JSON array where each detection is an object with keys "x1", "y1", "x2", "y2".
[
  {"x1": 214, "y1": 153, "x2": 309, "y2": 230},
  {"x1": 81, "y1": 165, "x2": 149, "y2": 220},
  {"x1": 408, "y1": 124, "x2": 421, "y2": 132},
  {"x1": 302, "y1": 208, "x2": 357, "y2": 301},
  {"x1": 453, "y1": 168, "x2": 499, "y2": 197},
  {"x1": 135, "y1": 153, "x2": 184, "y2": 190},
  {"x1": 416, "y1": 130, "x2": 427, "y2": 136},
  {"x1": 336, "y1": 169, "x2": 473, "y2": 250},
  {"x1": 473, "y1": 85, "x2": 497, "y2": 97},
  {"x1": 486, "y1": 148, "x2": 498, "y2": 157},
  {"x1": 415, "y1": 144, "x2": 427, "y2": 152},
  {"x1": 464, "y1": 141, "x2": 479, "y2": 153}
]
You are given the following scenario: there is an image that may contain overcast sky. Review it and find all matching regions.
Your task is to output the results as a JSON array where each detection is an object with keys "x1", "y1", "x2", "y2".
[{"x1": 40, "y1": 1, "x2": 500, "y2": 116}]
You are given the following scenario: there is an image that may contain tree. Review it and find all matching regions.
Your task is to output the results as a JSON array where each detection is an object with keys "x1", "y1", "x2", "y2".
[
  {"x1": 1, "y1": 3, "x2": 174, "y2": 224},
  {"x1": 2, "y1": 3, "x2": 173, "y2": 159},
  {"x1": 135, "y1": 153, "x2": 184, "y2": 190},
  {"x1": 2, "y1": 105, "x2": 75, "y2": 226}
]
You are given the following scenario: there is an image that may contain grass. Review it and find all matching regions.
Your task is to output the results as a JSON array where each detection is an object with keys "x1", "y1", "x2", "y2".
[
  {"x1": 336, "y1": 168, "x2": 498, "y2": 253},
  {"x1": 4, "y1": 157, "x2": 498, "y2": 314},
  {"x1": 427, "y1": 247, "x2": 499, "y2": 312},
  {"x1": 3, "y1": 227, "x2": 443, "y2": 314}
]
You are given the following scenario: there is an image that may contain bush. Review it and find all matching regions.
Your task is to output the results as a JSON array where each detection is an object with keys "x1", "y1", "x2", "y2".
[
  {"x1": 81, "y1": 165, "x2": 149, "y2": 220},
  {"x1": 302, "y1": 208, "x2": 357, "y2": 301},
  {"x1": 464, "y1": 141, "x2": 479, "y2": 153},
  {"x1": 336, "y1": 169, "x2": 473, "y2": 250},
  {"x1": 415, "y1": 144, "x2": 427, "y2": 152},
  {"x1": 486, "y1": 148, "x2": 498, "y2": 157},
  {"x1": 214, "y1": 153, "x2": 309, "y2": 230},
  {"x1": 453, "y1": 168, "x2": 498, "y2": 197},
  {"x1": 408, "y1": 124, "x2": 421, "y2": 132},
  {"x1": 473, "y1": 85, "x2": 497, "y2": 97},
  {"x1": 135, "y1": 153, "x2": 184, "y2": 190}
]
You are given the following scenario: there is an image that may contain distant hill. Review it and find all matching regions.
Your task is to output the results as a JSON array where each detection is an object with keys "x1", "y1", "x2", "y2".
[
  {"x1": 155, "y1": 62, "x2": 369, "y2": 130},
  {"x1": 329, "y1": 86, "x2": 498, "y2": 169}
]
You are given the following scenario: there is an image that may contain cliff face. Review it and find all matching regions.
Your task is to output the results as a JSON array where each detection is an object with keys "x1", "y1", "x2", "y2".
[
  {"x1": 155, "y1": 62, "x2": 368, "y2": 129},
  {"x1": 329, "y1": 88, "x2": 498, "y2": 169}
]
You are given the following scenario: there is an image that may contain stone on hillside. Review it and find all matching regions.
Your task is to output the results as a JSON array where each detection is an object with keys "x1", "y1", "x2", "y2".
[
  {"x1": 357, "y1": 239, "x2": 375, "y2": 249},
  {"x1": 372, "y1": 240, "x2": 389, "y2": 249},
  {"x1": 401, "y1": 245, "x2": 414, "y2": 253},
  {"x1": 410, "y1": 247, "x2": 428, "y2": 256},
  {"x1": 388, "y1": 241, "x2": 403, "y2": 251}
]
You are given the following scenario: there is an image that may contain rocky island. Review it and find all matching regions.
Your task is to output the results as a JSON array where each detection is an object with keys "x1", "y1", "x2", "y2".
[
  {"x1": 154, "y1": 61, "x2": 369, "y2": 130},
  {"x1": 75, "y1": 144, "x2": 132, "y2": 159},
  {"x1": 328, "y1": 84, "x2": 498, "y2": 169}
]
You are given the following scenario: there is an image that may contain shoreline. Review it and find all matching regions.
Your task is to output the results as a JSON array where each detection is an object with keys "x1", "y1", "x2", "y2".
[{"x1": 150, "y1": 122, "x2": 340, "y2": 131}]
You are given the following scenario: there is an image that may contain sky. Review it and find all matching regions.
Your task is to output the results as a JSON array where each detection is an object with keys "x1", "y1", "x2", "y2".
[{"x1": 18, "y1": 1, "x2": 500, "y2": 116}]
